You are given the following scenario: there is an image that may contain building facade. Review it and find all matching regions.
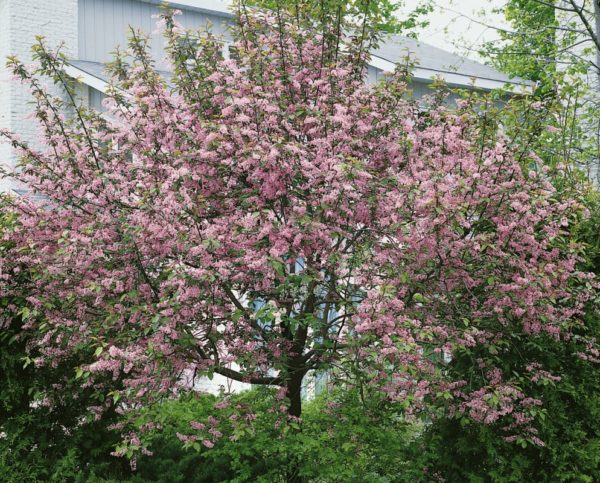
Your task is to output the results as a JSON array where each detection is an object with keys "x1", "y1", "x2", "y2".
[{"x1": 0, "y1": 0, "x2": 530, "y2": 188}]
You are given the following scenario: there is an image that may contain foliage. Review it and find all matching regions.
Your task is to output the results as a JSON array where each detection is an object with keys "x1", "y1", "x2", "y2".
[
  {"x1": 482, "y1": 0, "x2": 559, "y2": 95},
  {"x1": 242, "y1": 0, "x2": 433, "y2": 37},
  {"x1": 483, "y1": 0, "x2": 600, "y2": 82},
  {"x1": 130, "y1": 388, "x2": 422, "y2": 482},
  {"x1": 416, "y1": 306, "x2": 600, "y2": 482}
]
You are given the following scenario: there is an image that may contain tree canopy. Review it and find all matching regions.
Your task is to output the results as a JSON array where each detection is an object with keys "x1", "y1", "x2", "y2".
[{"x1": 0, "y1": 3, "x2": 597, "y2": 465}]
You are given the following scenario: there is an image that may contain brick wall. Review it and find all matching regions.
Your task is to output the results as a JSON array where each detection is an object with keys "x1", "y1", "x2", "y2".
[{"x1": 0, "y1": 0, "x2": 78, "y2": 191}]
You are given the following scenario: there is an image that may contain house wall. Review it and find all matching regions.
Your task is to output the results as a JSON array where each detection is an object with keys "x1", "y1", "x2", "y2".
[
  {"x1": 0, "y1": 0, "x2": 12, "y2": 192},
  {"x1": 78, "y1": 0, "x2": 233, "y2": 67},
  {"x1": 0, "y1": 0, "x2": 78, "y2": 191}
]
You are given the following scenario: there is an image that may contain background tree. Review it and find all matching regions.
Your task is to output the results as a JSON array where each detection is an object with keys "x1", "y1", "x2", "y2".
[{"x1": 477, "y1": 0, "x2": 600, "y2": 182}]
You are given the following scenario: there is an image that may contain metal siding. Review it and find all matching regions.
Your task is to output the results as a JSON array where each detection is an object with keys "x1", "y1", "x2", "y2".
[
  {"x1": 89, "y1": 86, "x2": 106, "y2": 111},
  {"x1": 366, "y1": 65, "x2": 378, "y2": 84},
  {"x1": 103, "y1": 0, "x2": 110, "y2": 63},
  {"x1": 78, "y1": 0, "x2": 233, "y2": 65},
  {"x1": 361, "y1": 66, "x2": 472, "y2": 104},
  {"x1": 412, "y1": 81, "x2": 429, "y2": 98},
  {"x1": 78, "y1": 0, "x2": 84, "y2": 57}
]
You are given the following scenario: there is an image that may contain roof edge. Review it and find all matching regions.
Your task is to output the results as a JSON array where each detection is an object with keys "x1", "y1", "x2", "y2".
[
  {"x1": 138, "y1": 0, "x2": 234, "y2": 17},
  {"x1": 65, "y1": 54, "x2": 534, "y2": 100},
  {"x1": 64, "y1": 63, "x2": 110, "y2": 94},
  {"x1": 369, "y1": 55, "x2": 534, "y2": 93}
]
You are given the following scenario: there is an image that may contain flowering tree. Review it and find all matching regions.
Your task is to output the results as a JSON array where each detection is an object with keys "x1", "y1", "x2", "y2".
[{"x1": 0, "y1": 4, "x2": 596, "y2": 453}]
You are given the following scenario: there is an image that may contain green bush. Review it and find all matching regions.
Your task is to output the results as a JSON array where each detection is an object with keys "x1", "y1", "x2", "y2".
[{"x1": 130, "y1": 388, "x2": 422, "y2": 482}]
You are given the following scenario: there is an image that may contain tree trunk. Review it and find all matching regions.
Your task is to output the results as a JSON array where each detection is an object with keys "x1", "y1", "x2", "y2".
[
  {"x1": 286, "y1": 373, "x2": 303, "y2": 418},
  {"x1": 594, "y1": 0, "x2": 600, "y2": 89},
  {"x1": 284, "y1": 370, "x2": 304, "y2": 483}
]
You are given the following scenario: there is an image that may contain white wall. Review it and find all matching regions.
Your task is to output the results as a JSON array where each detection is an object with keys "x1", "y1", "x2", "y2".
[
  {"x1": 0, "y1": 0, "x2": 78, "y2": 191},
  {"x1": 0, "y1": 0, "x2": 13, "y2": 191}
]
